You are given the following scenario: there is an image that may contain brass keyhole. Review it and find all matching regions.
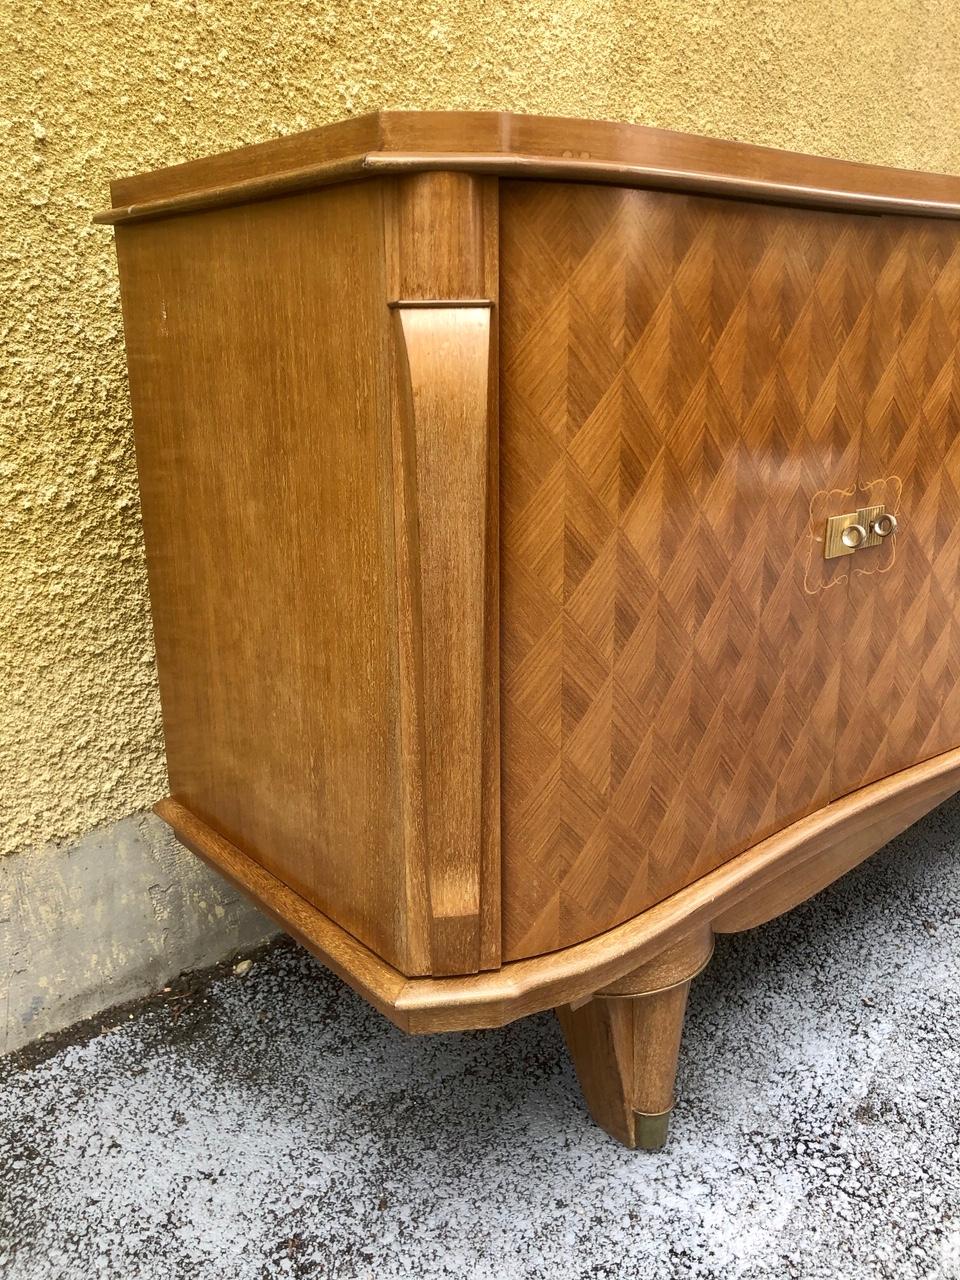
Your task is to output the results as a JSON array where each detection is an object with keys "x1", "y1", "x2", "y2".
[
  {"x1": 841, "y1": 523, "x2": 867, "y2": 549},
  {"x1": 872, "y1": 513, "x2": 898, "y2": 538},
  {"x1": 824, "y1": 504, "x2": 898, "y2": 559}
]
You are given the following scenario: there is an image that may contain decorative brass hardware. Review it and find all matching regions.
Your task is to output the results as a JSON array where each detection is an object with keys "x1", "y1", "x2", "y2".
[
  {"x1": 824, "y1": 505, "x2": 897, "y2": 559},
  {"x1": 824, "y1": 512, "x2": 867, "y2": 558},
  {"x1": 871, "y1": 512, "x2": 898, "y2": 539},
  {"x1": 856, "y1": 504, "x2": 885, "y2": 550}
]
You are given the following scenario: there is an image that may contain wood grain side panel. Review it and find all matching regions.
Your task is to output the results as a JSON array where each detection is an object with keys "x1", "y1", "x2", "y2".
[
  {"x1": 498, "y1": 181, "x2": 878, "y2": 960},
  {"x1": 115, "y1": 181, "x2": 414, "y2": 971}
]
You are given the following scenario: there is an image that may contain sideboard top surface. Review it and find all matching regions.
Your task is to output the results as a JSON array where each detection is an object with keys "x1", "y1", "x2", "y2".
[{"x1": 96, "y1": 110, "x2": 960, "y2": 226}]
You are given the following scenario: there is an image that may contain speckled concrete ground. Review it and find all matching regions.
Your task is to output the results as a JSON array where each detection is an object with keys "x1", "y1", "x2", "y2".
[{"x1": 3, "y1": 800, "x2": 960, "y2": 1280}]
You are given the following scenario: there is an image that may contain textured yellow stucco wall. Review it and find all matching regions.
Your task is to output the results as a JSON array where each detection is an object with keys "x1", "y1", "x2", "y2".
[{"x1": 3, "y1": 0, "x2": 960, "y2": 856}]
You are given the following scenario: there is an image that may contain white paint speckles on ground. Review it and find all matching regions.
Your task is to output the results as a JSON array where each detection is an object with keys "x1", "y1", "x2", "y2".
[{"x1": 2, "y1": 798, "x2": 960, "y2": 1280}]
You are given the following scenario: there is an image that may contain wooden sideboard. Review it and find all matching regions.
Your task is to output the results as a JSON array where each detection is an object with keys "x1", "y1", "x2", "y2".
[{"x1": 98, "y1": 112, "x2": 960, "y2": 1150}]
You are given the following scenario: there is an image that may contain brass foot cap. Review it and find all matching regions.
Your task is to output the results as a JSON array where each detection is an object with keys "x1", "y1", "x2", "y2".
[{"x1": 633, "y1": 1107, "x2": 673, "y2": 1152}]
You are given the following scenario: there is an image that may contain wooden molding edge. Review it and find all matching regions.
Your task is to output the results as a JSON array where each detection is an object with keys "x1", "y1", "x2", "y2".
[
  {"x1": 155, "y1": 798, "x2": 412, "y2": 1025},
  {"x1": 157, "y1": 745, "x2": 960, "y2": 1033},
  {"x1": 92, "y1": 153, "x2": 371, "y2": 225},
  {"x1": 364, "y1": 153, "x2": 960, "y2": 219},
  {"x1": 94, "y1": 110, "x2": 960, "y2": 226},
  {"x1": 94, "y1": 150, "x2": 960, "y2": 226}
]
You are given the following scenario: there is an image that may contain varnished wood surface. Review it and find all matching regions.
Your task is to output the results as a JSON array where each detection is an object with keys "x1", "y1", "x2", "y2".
[
  {"x1": 95, "y1": 111, "x2": 960, "y2": 225},
  {"x1": 385, "y1": 173, "x2": 501, "y2": 974},
  {"x1": 108, "y1": 123, "x2": 960, "y2": 996},
  {"x1": 156, "y1": 744, "x2": 960, "y2": 1033},
  {"x1": 156, "y1": 798, "x2": 410, "y2": 1024},
  {"x1": 711, "y1": 743, "x2": 960, "y2": 932},
  {"x1": 558, "y1": 981, "x2": 692, "y2": 1149},
  {"x1": 106, "y1": 121, "x2": 960, "y2": 1148},
  {"x1": 119, "y1": 172, "x2": 502, "y2": 979},
  {"x1": 834, "y1": 217, "x2": 960, "y2": 797},
  {"x1": 392, "y1": 304, "x2": 492, "y2": 974},
  {"x1": 116, "y1": 182, "x2": 420, "y2": 969},
  {"x1": 385, "y1": 171, "x2": 499, "y2": 303},
  {"x1": 598, "y1": 926, "x2": 713, "y2": 996},
  {"x1": 499, "y1": 182, "x2": 876, "y2": 959}
]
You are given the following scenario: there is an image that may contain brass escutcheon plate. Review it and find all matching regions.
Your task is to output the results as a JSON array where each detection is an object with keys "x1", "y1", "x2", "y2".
[{"x1": 824, "y1": 504, "x2": 894, "y2": 559}]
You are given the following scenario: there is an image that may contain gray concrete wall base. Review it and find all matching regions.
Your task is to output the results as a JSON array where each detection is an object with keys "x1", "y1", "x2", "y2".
[{"x1": 1, "y1": 811, "x2": 276, "y2": 1055}]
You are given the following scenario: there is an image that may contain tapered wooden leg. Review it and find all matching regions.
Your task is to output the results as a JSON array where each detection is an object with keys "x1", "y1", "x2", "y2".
[{"x1": 556, "y1": 928, "x2": 713, "y2": 1150}]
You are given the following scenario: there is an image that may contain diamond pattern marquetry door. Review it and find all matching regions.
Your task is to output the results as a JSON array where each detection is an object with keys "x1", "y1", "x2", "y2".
[
  {"x1": 834, "y1": 218, "x2": 960, "y2": 797},
  {"x1": 498, "y1": 181, "x2": 960, "y2": 962}
]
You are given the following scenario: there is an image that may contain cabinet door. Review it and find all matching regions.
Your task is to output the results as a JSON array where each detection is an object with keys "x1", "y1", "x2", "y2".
[
  {"x1": 835, "y1": 217, "x2": 960, "y2": 795},
  {"x1": 499, "y1": 182, "x2": 878, "y2": 960}
]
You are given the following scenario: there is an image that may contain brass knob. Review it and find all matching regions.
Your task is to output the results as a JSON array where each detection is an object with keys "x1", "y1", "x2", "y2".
[
  {"x1": 841, "y1": 523, "x2": 867, "y2": 549},
  {"x1": 871, "y1": 512, "x2": 898, "y2": 538}
]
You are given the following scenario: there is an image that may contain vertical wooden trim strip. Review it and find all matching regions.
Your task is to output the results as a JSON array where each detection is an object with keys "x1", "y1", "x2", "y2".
[
  {"x1": 392, "y1": 304, "x2": 496, "y2": 975},
  {"x1": 478, "y1": 182, "x2": 502, "y2": 971},
  {"x1": 389, "y1": 309, "x2": 432, "y2": 978}
]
